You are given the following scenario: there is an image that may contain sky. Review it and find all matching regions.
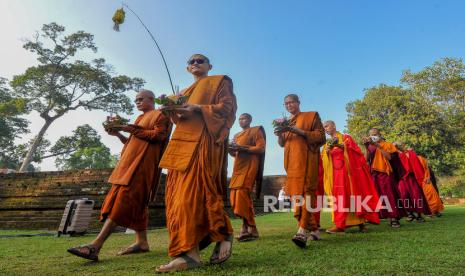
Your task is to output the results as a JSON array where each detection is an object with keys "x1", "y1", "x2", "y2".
[{"x1": 1, "y1": 0, "x2": 465, "y2": 175}]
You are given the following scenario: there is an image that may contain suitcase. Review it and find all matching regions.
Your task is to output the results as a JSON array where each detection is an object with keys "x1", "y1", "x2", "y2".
[{"x1": 58, "y1": 198, "x2": 95, "y2": 237}]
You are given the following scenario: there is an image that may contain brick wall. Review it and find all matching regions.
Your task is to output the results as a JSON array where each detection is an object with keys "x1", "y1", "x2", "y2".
[{"x1": 0, "y1": 169, "x2": 285, "y2": 230}]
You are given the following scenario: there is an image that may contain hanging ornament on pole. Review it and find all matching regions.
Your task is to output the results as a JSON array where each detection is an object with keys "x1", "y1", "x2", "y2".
[{"x1": 111, "y1": 3, "x2": 176, "y2": 95}]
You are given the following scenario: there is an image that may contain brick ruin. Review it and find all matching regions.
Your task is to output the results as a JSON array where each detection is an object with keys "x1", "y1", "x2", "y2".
[{"x1": 0, "y1": 169, "x2": 284, "y2": 230}]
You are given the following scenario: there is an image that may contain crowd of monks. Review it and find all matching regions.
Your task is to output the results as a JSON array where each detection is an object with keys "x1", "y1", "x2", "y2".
[{"x1": 66, "y1": 54, "x2": 444, "y2": 273}]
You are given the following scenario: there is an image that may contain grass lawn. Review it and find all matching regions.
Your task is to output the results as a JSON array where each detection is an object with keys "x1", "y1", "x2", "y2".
[{"x1": 1, "y1": 205, "x2": 464, "y2": 275}]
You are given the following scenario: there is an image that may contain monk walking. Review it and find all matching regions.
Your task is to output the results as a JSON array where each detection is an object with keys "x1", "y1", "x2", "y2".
[
  {"x1": 156, "y1": 54, "x2": 237, "y2": 273},
  {"x1": 67, "y1": 90, "x2": 171, "y2": 261},
  {"x1": 322, "y1": 121, "x2": 380, "y2": 234},
  {"x1": 362, "y1": 128, "x2": 404, "y2": 228},
  {"x1": 228, "y1": 113, "x2": 266, "y2": 242},
  {"x1": 391, "y1": 142, "x2": 430, "y2": 222},
  {"x1": 410, "y1": 153, "x2": 444, "y2": 216},
  {"x1": 274, "y1": 94, "x2": 326, "y2": 248}
]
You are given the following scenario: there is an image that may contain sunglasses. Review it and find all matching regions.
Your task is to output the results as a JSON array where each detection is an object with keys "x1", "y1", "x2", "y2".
[{"x1": 187, "y1": 58, "x2": 206, "y2": 65}]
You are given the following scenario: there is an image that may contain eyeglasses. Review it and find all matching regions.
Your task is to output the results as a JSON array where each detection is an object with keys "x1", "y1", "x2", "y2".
[{"x1": 187, "y1": 58, "x2": 206, "y2": 65}]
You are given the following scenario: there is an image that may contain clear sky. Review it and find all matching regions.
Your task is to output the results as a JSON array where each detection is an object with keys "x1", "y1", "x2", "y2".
[{"x1": 1, "y1": 0, "x2": 464, "y2": 175}]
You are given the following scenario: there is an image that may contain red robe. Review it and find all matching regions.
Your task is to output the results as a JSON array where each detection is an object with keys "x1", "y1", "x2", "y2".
[{"x1": 323, "y1": 134, "x2": 380, "y2": 229}]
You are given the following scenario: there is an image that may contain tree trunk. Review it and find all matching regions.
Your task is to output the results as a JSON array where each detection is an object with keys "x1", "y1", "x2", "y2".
[{"x1": 18, "y1": 119, "x2": 54, "y2": 172}]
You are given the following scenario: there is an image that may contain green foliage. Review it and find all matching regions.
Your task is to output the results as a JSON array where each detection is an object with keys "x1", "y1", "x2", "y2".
[
  {"x1": 346, "y1": 58, "x2": 465, "y2": 176},
  {"x1": 9, "y1": 22, "x2": 144, "y2": 171},
  {"x1": 439, "y1": 176, "x2": 465, "y2": 197},
  {"x1": 51, "y1": 124, "x2": 116, "y2": 170},
  {"x1": 0, "y1": 78, "x2": 29, "y2": 169}
]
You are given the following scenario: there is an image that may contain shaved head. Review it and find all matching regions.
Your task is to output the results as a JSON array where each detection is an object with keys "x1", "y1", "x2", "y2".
[
  {"x1": 137, "y1": 89, "x2": 155, "y2": 99},
  {"x1": 323, "y1": 120, "x2": 337, "y2": 135},
  {"x1": 324, "y1": 120, "x2": 336, "y2": 127},
  {"x1": 188, "y1": 54, "x2": 210, "y2": 64},
  {"x1": 135, "y1": 89, "x2": 155, "y2": 112}
]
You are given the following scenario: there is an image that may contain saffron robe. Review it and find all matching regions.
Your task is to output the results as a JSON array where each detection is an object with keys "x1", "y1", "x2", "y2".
[
  {"x1": 159, "y1": 75, "x2": 237, "y2": 257},
  {"x1": 282, "y1": 112, "x2": 325, "y2": 231},
  {"x1": 409, "y1": 153, "x2": 444, "y2": 214},
  {"x1": 229, "y1": 126, "x2": 266, "y2": 227},
  {"x1": 101, "y1": 110, "x2": 170, "y2": 231},
  {"x1": 322, "y1": 133, "x2": 380, "y2": 229}
]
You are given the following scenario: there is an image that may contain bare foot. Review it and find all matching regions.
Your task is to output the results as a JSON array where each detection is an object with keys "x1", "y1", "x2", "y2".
[
  {"x1": 218, "y1": 239, "x2": 232, "y2": 260},
  {"x1": 117, "y1": 242, "x2": 149, "y2": 255},
  {"x1": 156, "y1": 253, "x2": 201, "y2": 273},
  {"x1": 248, "y1": 226, "x2": 259, "y2": 238}
]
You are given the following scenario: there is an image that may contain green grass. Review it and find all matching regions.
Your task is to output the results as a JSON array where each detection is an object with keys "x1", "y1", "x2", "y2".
[{"x1": 1, "y1": 205, "x2": 465, "y2": 275}]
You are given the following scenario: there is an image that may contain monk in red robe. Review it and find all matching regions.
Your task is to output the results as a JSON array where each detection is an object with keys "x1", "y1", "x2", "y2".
[
  {"x1": 156, "y1": 54, "x2": 237, "y2": 273},
  {"x1": 363, "y1": 128, "x2": 404, "y2": 228},
  {"x1": 322, "y1": 121, "x2": 380, "y2": 233},
  {"x1": 391, "y1": 142, "x2": 430, "y2": 222},
  {"x1": 408, "y1": 152, "x2": 444, "y2": 216},
  {"x1": 67, "y1": 90, "x2": 171, "y2": 261},
  {"x1": 274, "y1": 94, "x2": 326, "y2": 248},
  {"x1": 229, "y1": 113, "x2": 266, "y2": 242}
]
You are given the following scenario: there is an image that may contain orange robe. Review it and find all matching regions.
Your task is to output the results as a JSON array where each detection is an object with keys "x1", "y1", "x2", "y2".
[
  {"x1": 159, "y1": 75, "x2": 237, "y2": 257},
  {"x1": 282, "y1": 112, "x2": 326, "y2": 231},
  {"x1": 229, "y1": 126, "x2": 266, "y2": 227},
  {"x1": 100, "y1": 110, "x2": 170, "y2": 231},
  {"x1": 414, "y1": 155, "x2": 445, "y2": 214}
]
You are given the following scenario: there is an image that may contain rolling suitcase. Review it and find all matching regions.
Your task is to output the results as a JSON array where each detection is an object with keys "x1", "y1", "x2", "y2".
[{"x1": 58, "y1": 198, "x2": 94, "y2": 237}]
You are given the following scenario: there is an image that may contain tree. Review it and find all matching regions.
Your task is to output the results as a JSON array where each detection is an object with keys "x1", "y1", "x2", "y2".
[
  {"x1": 401, "y1": 58, "x2": 465, "y2": 176},
  {"x1": 11, "y1": 22, "x2": 144, "y2": 172},
  {"x1": 0, "y1": 78, "x2": 29, "y2": 169},
  {"x1": 346, "y1": 58, "x2": 465, "y2": 176},
  {"x1": 50, "y1": 124, "x2": 117, "y2": 170}
]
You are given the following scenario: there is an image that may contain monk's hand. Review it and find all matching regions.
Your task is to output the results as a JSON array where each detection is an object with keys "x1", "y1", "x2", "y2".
[
  {"x1": 106, "y1": 128, "x2": 120, "y2": 136},
  {"x1": 237, "y1": 145, "x2": 250, "y2": 152},
  {"x1": 288, "y1": 126, "x2": 305, "y2": 136},
  {"x1": 180, "y1": 104, "x2": 201, "y2": 113},
  {"x1": 113, "y1": 125, "x2": 136, "y2": 133},
  {"x1": 361, "y1": 136, "x2": 371, "y2": 145}
]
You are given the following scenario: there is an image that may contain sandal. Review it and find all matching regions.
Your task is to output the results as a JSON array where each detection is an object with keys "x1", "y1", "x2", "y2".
[
  {"x1": 209, "y1": 235, "x2": 233, "y2": 265},
  {"x1": 416, "y1": 216, "x2": 425, "y2": 223},
  {"x1": 390, "y1": 220, "x2": 401, "y2": 228},
  {"x1": 155, "y1": 253, "x2": 202, "y2": 273},
  {"x1": 309, "y1": 230, "x2": 322, "y2": 241},
  {"x1": 358, "y1": 224, "x2": 368, "y2": 233},
  {"x1": 406, "y1": 214, "x2": 415, "y2": 222},
  {"x1": 67, "y1": 244, "x2": 99, "y2": 261},
  {"x1": 292, "y1": 233, "x2": 308, "y2": 248},
  {"x1": 117, "y1": 244, "x2": 150, "y2": 256},
  {"x1": 237, "y1": 232, "x2": 258, "y2": 242}
]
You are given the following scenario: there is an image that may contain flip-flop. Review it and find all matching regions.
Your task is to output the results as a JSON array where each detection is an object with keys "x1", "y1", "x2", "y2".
[
  {"x1": 67, "y1": 244, "x2": 99, "y2": 261},
  {"x1": 117, "y1": 244, "x2": 150, "y2": 256},
  {"x1": 155, "y1": 253, "x2": 202, "y2": 273},
  {"x1": 209, "y1": 235, "x2": 233, "y2": 264},
  {"x1": 309, "y1": 230, "x2": 322, "y2": 241},
  {"x1": 237, "y1": 233, "x2": 256, "y2": 242},
  {"x1": 292, "y1": 233, "x2": 307, "y2": 248}
]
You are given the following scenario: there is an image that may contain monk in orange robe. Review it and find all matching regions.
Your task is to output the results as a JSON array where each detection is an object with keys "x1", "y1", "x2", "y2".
[
  {"x1": 228, "y1": 113, "x2": 266, "y2": 241},
  {"x1": 363, "y1": 128, "x2": 404, "y2": 228},
  {"x1": 156, "y1": 54, "x2": 237, "y2": 273},
  {"x1": 67, "y1": 90, "x2": 171, "y2": 261},
  {"x1": 274, "y1": 94, "x2": 326, "y2": 248},
  {"x1": 322, "y1": 121, "x2": 380, "y2": 234},
  {"x1": 409, "y1": 153, "x2": 444, "y2": 216}
]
